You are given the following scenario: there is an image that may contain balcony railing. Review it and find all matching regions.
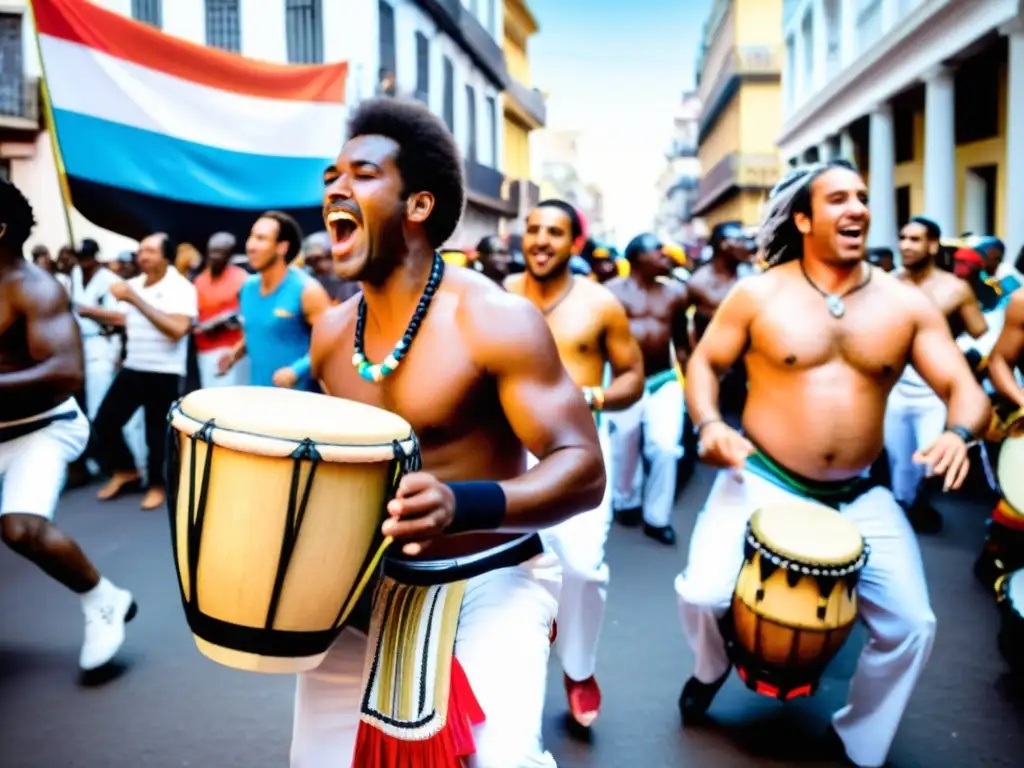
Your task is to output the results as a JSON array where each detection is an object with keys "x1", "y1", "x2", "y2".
[
  {"x1": 506, "y1": 78, "x2": 546, "y2": 127},
  {"x1": 465, "y1": 159, "x2": 507, "y2": 203},
  {"x1": 415, "y1": 0, "x2": 507, "y2": 88},
  {"x1": 693, "y1": 152, "x2": 781, "y2": 214},
  {"x1": 0, "y1": 76, "x2": 41, "y2": 129},
  {"x1": 699, "y1": 45, "x2": 782, "y2": 138}
]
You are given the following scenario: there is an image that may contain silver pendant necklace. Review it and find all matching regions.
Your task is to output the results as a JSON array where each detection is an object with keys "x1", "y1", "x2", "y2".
[{"x1": 800, "y1": 260, "x2": 873, "y2": 318}]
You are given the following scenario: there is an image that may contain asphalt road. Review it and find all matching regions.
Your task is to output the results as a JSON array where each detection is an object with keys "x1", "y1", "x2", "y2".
[{"x1": 1, "y1": 465, "x2": 1022, "y2": 767}]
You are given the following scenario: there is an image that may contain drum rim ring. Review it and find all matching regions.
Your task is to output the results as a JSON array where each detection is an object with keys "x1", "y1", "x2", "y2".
[{"x1": 744, "y1": 526, "x2": 870, "y2": 576}]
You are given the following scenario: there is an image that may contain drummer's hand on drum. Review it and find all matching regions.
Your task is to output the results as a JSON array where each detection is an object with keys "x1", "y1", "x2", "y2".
[
  {"x1": 698, "y1": 420, "x2": 754, "y2": 479},
  {"x1": 272, "y1": 366, "x2": 299, "y2": 388},
  {"x1": 914, "y1": 430, "x2": 970, "y2": 492},
  {"x1": 383, "y1": 472, "x2": 456, "y2": 556}
]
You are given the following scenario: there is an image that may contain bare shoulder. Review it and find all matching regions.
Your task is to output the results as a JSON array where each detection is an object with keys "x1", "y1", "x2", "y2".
[
  {"x1": 874, "y1": 267, "x2": 932, "y2": 307},
  {"x1": 574, "y1": 274, "x2": 621, "y2": 306},
  {"x1": 310, "y1": 295, "x2": 358, "y2": 360},
  {"x1": 1006, "y1": 289, "x2": 1024, "y2": 323},
  {"x1": 938, "y1": 269, "x2": 976, "y2": 304},
  {"x1": 726, "y1": 264, "x2": 779, "y2": 306},
  {"x1": 10, "y1": 262, "x2": 70, "y2": 316},
  {"x1": 503, "y1": 271, "x2": 526, "y2": 295}
]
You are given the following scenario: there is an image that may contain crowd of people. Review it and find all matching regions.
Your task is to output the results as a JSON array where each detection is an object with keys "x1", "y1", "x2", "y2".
[{"x1": 2, "y1": 97, "x2": 1023, "y2": 768}]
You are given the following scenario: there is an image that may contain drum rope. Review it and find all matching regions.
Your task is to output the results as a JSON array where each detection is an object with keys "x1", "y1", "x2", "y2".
[
  {"x1": 185, "y1": 420, "x2": 218, "y2": 613},
  {"x1": 264, "y1": 439, "x2": 323, "y2": 632}
]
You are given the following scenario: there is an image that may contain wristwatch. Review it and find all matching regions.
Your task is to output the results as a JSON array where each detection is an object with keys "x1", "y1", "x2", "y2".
[{"x1": 947, "y1": 425, "x2": 973, "y2": 443}]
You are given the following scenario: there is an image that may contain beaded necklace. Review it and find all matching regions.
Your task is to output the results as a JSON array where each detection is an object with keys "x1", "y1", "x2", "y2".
[{"x1": 352, "y1": 251, "x2": 445, "y2": 382}]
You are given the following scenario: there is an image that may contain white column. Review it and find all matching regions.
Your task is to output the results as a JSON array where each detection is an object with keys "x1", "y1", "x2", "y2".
[
  {"x1": 794, "y1": 23, "x2": 807, "y2": 107},
  {"x1": 1003, "y1": 19, "x2": 1024, "y2": 263},
  {"x1": 840, "y1": 129, "x2": 856, "y2": 166},
  {"x1": 840, "y1": 0, "x2": 858, "y2": 67},
  {"x1": 881, "y1": 0, "x2": 899, "y2": 34},
  {"x1": 819, "y1": 138, "x2": 835, "y2": 162},
  {"x1": 868, "y1": 104, "x2": 897, "y2": 248},
  {"x1": 812, "y1": 0, "x2": 829, "y2": 91},
  {"x1": 922, "y1": 65, "x2": 957, "y2": 237}
]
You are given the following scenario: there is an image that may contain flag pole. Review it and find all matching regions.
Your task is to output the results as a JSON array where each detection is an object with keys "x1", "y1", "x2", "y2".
[{"x1": 28, "y1": 1, "x2": 75, "y2": 248}]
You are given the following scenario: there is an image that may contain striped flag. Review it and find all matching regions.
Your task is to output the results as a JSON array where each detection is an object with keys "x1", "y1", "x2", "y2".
[{"x1": 31, "y1": 0, "x2": 347, "y2": 246}]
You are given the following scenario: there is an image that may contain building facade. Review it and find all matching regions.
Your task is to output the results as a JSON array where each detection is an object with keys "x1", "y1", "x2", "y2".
[
  {"x1": 778, "y1": 0, "x2": 1024, "y2": 258},
  {"x1": 1, "y1": 0, "x2": 512, "y2": 254},
  {"x1": 692, "y1": 0, "x2": 785, "y2": 228},
  {"x1": 654, "y1": 90, "x2": 703, "y2": 245},
  {"x1": 501, "y1": 0, "x2": 544, "y2": 234},
  {"x1": 531, "y1": 128, "x2": 608, "y2": 242}
]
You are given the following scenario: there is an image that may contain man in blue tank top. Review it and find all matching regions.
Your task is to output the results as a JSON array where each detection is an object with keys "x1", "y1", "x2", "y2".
[{"x1": 218, "y1": 211, "x2": 331, "y2": 391}]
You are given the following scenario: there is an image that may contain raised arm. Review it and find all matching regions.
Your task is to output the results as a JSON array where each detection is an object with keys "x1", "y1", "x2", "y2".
[
  {"x1": 479, "y1": 294, "x2": 606, "y2": 527},
  {"x1": 598, "y1": 295, "x2": 644, "y2": 411},
  {"x1": 0, "y1": 277, "x2": 83, "y2": 393},
  {"x1": 113, "y1": 279, "x2": 195, "y2": 341},
  {"x1": 989, "y1": 291, "x2": 1024, "y2": 408}
]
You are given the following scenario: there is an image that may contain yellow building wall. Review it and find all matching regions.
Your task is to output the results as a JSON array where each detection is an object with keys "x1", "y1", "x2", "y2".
[
  {"x1": 702, "y1": 190, "x2": 766, "y2": 228},
  {"x1": 504, "y1": 119, "x2": 531, "y2": 180},
  {"x1": 504, "y1": 38, "x2": 530, "y2": 86},
  {"x1": 733, "y1": 0, "x2": 782, "y2": 46},
  {"x1": 955, "y1": 60, "x2": 1007, "y2": 237},
  {"x1": 738, "y1": 82, "x2": 782, "y2": 154},
  {"x1": 699, "y1": 95, "x2": 741, "y2": 172}
]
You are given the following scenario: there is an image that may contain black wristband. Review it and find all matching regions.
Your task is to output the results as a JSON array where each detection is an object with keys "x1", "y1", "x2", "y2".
[
  {"x1": 444, "y1": 481, "x2": 506, "y2": 535},
  {"x1": 947, "y1": 425, "x2": 973, "y2": 443}
]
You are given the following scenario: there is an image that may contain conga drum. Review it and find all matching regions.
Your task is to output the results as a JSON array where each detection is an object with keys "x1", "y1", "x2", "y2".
[
  {"x1": 728, "y1": 500, "x2": 869, "y2": 700},
  {"x1": 995, "y1": 569, "x2": 1024, "y2": 675},
  {"x1": 166, "y1": 387, "x2": 419, "y2": 674},
  {"x1": 997, "y1": 420, "x2": 1024, "y2": 510}
]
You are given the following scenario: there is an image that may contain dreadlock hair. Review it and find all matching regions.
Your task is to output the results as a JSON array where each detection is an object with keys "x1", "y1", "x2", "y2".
[
  {"x1": 0, "y1": 178, "x2": 37, "y2": 252},
  {"x1": 346, "y1": 98, "x2": 465, "y2": 248},
  {"x1": 758, "y1": 158, "x2": 858, "y2": 267}
]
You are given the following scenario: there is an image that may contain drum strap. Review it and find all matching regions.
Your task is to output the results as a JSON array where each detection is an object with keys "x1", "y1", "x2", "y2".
[
  {"x1": 746, "y1": 449, "x2": 878, "y2": 510},
  {"x1": 0, "y1": 410, "x2": 77, "y2": 444}
]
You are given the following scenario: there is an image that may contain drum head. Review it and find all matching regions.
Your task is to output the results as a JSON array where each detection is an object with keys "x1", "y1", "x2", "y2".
[
  {"x1": 999, "y1": 437, "x2": 1024, "y2": 512},
  {"x1": 750, "y1": 500, "x2": 864, "y2": 567},
  {"x1": 1008, "y1": 569, "x2": 1024, "y2": 615},
  {"x1": 177, "y1": 387, "x2": 413, "y2": 446}
]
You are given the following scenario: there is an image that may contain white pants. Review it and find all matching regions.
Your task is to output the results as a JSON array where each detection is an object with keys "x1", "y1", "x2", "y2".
[
  {"x1": 607, "y1": 378, "x2": 684, "y2": 527},
  {"x1": 82, "y1": 335, "x2": 120, "y2": 421},
  {"x1": 884, "y1": 377, "x2": 946, "y2": 506},
  {"x1": 0, "y1": 399, "x2": 90, "y2": 519},
  {"x1": 530, "y1": 423, "x2": 613, "y2": 682},
  {"x1": 197, "y1": 348, "x2": 250, "y2": 389},
  {"x1": 674, "y1": 469, "x2": 936, "y2": 768},
  {"x1": 291, "y1": 557, "x2": 559, "y2": 768}
]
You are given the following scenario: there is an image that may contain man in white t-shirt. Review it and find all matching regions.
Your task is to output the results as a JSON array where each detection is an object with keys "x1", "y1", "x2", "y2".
[{"x1": 87, "y1": 233, "x2": 197, "y2": 510}]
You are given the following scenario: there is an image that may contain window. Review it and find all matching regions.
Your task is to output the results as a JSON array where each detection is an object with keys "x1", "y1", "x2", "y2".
[
  {"x1": 0, "y1": 12, "x2": 23, "y2": 118},
  {"x1": 415, "y1": 32, "x2": 429, "y2": 104},
  {"x1": 131, "y1": 0, "x2": 162, "y2": 28},
  {"x1": 286, "y1": 0, "x2": 323, "y2": 64},
  {"x1": 465, "y1": 85, "x2": 477, "y2": 162},
  {"x1": 485, "y1": 95, "x2": 497, "y2": 167},
  {"x1": 205, "y1": 0, "x2": 241, "y2": 53},
  {"x1": 442, "y1": 57, "x2": 454, "y2": 132},
  {"x1": 378, "y1": 2, "x2": 396, "y2": 93}
]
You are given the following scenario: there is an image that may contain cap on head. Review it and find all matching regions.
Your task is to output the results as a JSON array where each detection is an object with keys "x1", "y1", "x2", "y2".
[{"x1": 624, "y1": 232, "x2": 662, "y2": 263}]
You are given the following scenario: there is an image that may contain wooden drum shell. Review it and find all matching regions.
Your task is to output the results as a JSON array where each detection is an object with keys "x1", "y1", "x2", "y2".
[
  {"x1": 729, "y1": 502, "x2": 868, "y2": 700},
  {"x1": 166, "y1": 387, "x2": 418, "y2": 674}
]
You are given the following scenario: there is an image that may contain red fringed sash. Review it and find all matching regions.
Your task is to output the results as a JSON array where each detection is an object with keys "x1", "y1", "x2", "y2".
[
  {"x1": 993, "y1": 498, "x2": 1024, "y2": 531},
  {"x1": 352, "y1": 657, "x2": 484, "y2": 767}
]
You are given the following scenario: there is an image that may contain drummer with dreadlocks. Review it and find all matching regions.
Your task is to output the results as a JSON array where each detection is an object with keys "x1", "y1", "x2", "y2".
[{"x1": 673, "y1": 159, "x2": 989, "y2": 767}]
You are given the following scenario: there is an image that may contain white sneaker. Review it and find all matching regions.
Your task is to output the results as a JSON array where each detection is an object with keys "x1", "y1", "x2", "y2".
[{"x1": 79, "y1": 587, "x2": 138, "y2": 671}]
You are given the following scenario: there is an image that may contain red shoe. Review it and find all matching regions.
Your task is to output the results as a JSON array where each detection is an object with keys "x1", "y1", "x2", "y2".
[{"x1": 564, "y1": 674, "x2": 601, "y2": 728}]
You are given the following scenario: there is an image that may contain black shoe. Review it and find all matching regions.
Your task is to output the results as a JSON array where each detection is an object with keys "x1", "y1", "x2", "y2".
[
  {"x1": 613, "y1": 506, "x2": 642, "y2": 527},
  {"x1": 678, "y1": 671, "x2": 729, "y2": 725},
  {"x1": 643, "y1": 523, "x2": 676, "y2": 546},
  {"x1": 905, "y1": 499, "x2": 943, "y2": 534}
]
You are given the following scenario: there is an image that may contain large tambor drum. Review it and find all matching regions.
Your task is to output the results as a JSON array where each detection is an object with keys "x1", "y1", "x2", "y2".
[
  {"x1": 729, "y1": 500, "x2": 869, "y2": 700},
  {"x1": 166, "y1": 387, "x2": 419, "y2": 674},
  {"x1": 995, "y1": 569, "x2": 1024, "y2": 675},
  {"x1": 998, "y1": 426, "x2": 1024, "y2": 512}
]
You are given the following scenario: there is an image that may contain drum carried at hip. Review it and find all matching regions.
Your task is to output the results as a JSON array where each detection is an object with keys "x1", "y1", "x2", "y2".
[
  {"x1": 726, "y1": 500, "x2": 869, "y2": 701},
  {"x1": 165, "y1": 386, "x2": 419, "y2": 674}
]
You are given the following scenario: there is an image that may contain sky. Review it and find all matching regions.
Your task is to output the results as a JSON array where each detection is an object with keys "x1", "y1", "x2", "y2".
[{"x1": 527, "y1": 0, "x2": 713, "y2": 247}]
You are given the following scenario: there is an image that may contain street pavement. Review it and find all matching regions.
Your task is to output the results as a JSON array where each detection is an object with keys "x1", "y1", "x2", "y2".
[{"x1": 1, "y1": 464, "x2": 1022, "y2": 767}]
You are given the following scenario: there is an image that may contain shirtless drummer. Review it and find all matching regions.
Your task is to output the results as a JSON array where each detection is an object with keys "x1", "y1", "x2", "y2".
[
  {"x1": 506, "y1": 199, "x2": 644, "y2": 727},
  {"x1": 0, "y1": 179, "x2": 136, "y2": 673},
  {"x1": 292, "y1": 99, "x2": 605, "y2": 767},
  {"x1": 885, "y1": 216, "x2": 987, "y2": 533},
  {"x1": 605, "y1": 233, "x2": 692, "y2": 543},
  {"x1": 674, "y1": 160, "x2": 989, "y2": 768}
]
